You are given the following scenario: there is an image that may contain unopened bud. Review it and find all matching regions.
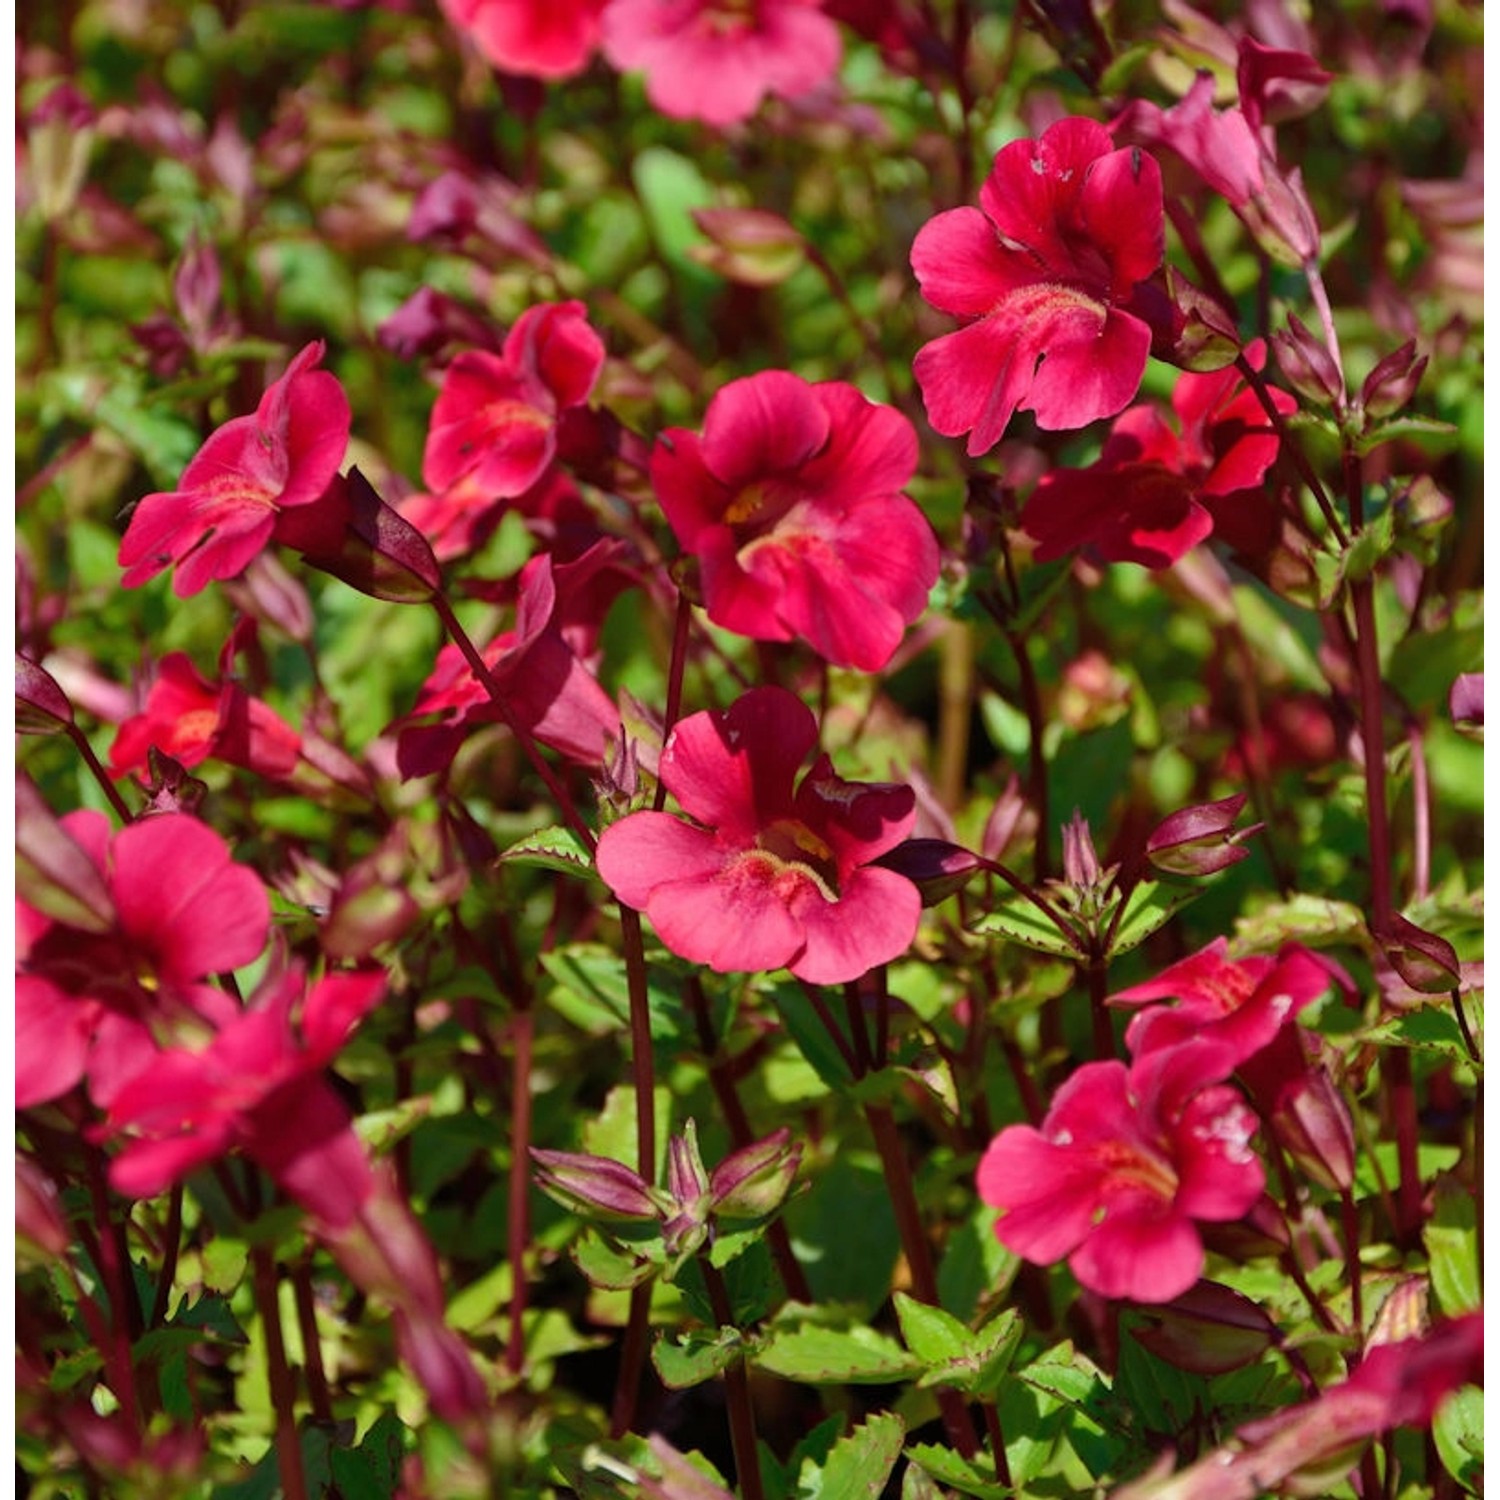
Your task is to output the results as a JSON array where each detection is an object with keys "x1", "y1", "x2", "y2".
[
  {"x1": 1359, "y1": 340, "x2": 1427, "y2": 422},
  {"x1": 710, "y1": 1128, "x2": 802, "y2": 1220},
  {"x1": 1272, "y1": 1063, "x2": 1356, "y2": 1193},
  {"x1": 1147, "y1": 793, "x2": 1262, "y2": 877},
  {"x1": 1272, "y1": 313, "x2": 1344, "y2": 409},
  {"x1": 1382, "y1": 914, "x2": 1463, "y2": 995},
  {"x1": 1448, "y1": 672, "x2": 1482, "y2": 731},
  {"x1": 871, "y1": 838, "x2": 983, "y2": 907},
  {"x1": 1129, "y1": 1279, "x2": 1279, "y2": 1374},
  {"x1": 1061, "y1": 810, "x2": 1102, "y2": 890},
  {"x1": 16, "y1": 655, "x2": 74, "y2": 735},
  {"x1": 1161, "y1": 269, "x2": 1243, "y2": 373},
  {"x1": 690, "y1": 208, "x2": 806, "y2": 287},
  {"x1": 530, "y1": 1148, "x2": 662, "y2": 1222}
]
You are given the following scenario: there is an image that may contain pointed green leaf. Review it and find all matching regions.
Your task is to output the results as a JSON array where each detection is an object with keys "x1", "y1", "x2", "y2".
[
  {"x1": 499, "y1": 823, "x2": 596, "y2": 876},
  {"x1": 1107, "y1": 881, "x2": 1199, "y2": 958},
  {"x1": 754, "y1": 1322, "x2": 921, "y2": 1386},
  {"x1": 971, "y1": 894, "x2": 1082, "y2": 958},
  {"x1": 797, "y1": 1412, "x2": 904, "y2": 1500},
  {"x1": 652, "y1": 1327, "x2": 745, "y2": 1390},
  {"x1": 893, "y1": 1292, "x2": 971, "y2": 1366}
]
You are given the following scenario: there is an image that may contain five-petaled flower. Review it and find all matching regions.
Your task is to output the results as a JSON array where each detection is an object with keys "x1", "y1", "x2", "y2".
[
  {"x1": 118, "y1": 342, "x2": 352, "y2": 596},
  {"x1": 911, "y1": 116, "x2": 1166, "y2": 454},
  {"x1": 652, "y1": 370, "x2": 939, "y2": 671},
  {"x1": 977, "y1": 1039, "x2": 1265, "y2": 1303},
  {"x1": 595, "y1": 685, "x2": 921, "y2": 983},
  {"x1": 601, "y1": 0, "x2": 841, "y2": 128},
  {"x1": 422, "y1": 301, "x2": 605, "y2": 500},
  {"x1": 1020, "y1": 344, "x2": 1296, "y2": 568},
  {"x1": 17, "y1": 810, "x2": 269, "y2": 1109}
]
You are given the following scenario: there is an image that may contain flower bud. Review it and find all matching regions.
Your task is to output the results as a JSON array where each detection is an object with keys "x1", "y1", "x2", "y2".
[
  {"x1": 1161, "y1": 268, "x2": 1243, "y2": 373},
  {"x1": 1129, "y1": 1279, "x2": 1279, "y2": 1374},
  {"x1": 1147, "y1": 793, "x2": 1263, "y2": 877},
  {"x1": 276, "y1": 468, "x2": 442, "y2": 604},
  {"x1": 530, "y1": 1148, "x2": 662, "y2": 1222},
  {"x1": 689, "y1": 207, "x2": 806, "y2": 287},
  {"x1": 1358, "y1": 339, "x2": 1427, "y2": 421},
  {"x1": 1272, "y1": 313, "x2": 1343, "y2": 409},
  {"x1": 1272, "y1": 1063, "x2": 1356, "y2": 1193},
  {"x1": 710, "y1": 1128, "x2": 803, "y2": 1221},
  {"x1": 1448, "y1": 672, "x2": 1482, "y2": 731},
  {"x1": 1381, "y1": 914, "x2": 1463, "y2": 996},
  {"x1": 15, "y1": 776, "x2": 115, "y2": 933},
  {"x1": 1061, "y1": 810, "x2": 1102, "y2": 890},
  {"x1": 870, "y1": 838, "x2": 983, "y2": 907},
  {"x1": 17, "y1": 1155, "x2": 71, "y2": 1262},
  {"x1": 16, "y1": 654, "x2": 74, "y2": 735},
  {"x1": 173, "y1": 231, "x2": 224, "y2": 347}
]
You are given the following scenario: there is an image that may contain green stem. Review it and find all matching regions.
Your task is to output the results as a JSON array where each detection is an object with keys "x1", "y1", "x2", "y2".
[{"x1": 506, "y1": 1000, "x2": 535, "y2": 1377}]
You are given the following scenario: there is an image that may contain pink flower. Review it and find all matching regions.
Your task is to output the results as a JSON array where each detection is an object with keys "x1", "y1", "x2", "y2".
[
  {"x1": 437, "y1": 0, "x2": 606, "y2": 78},
  {"x1": 976, "y1": 1041, "x2": 1264, "y2": 1303},
  {"x1": 601, "y1": 0, "x2": 841, "y2": 127},
  {"x1": 1108, "y1": 937, "x2": 1345, "y2": 1070},
  {"x1": 109, "y1": 652, "x2": 301, "y2": 781},
  {"x1": 595, "y1": 686, "x2": 921, "y2": 984},
  {"x1": 652, "y1": 371, "x2": 938, "y2": 671},
  {"x1": 421, "y1": 302, "x2": 605, "y2": 498},
  {"x1": 394, "y1": 543, "x2": 627, "y2": 776},
  {"x1": 17, "y1": 810, "x2": 269, "y2": 1108},
  {"x1": 103, "y1": 965, "x2": 386, "y2": 1227},
  {"x1": 118, "y1": 342, "x2": 351, "y2": 596},
  {"x1": 911, "y1": 117, "x2": 1166, "y2": 453},
  {"x1": 1019, "y1": 348, "x2": 1295, "y2": 568}
]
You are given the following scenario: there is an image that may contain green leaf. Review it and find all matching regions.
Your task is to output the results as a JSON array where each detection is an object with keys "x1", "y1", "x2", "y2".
[
  {"x1": 754, "y1": 1320, "x2": 921, "y2": 1385},
  {"x1": 1107, "y1": 881, "x2": 1199, "y2": 957},
  {"x1": 1432, "y1": 1384, "x2": 1483, "y2": 1494},
  {"x1": 893, "y1": 1292, "x2": 970, "y2": 1366},
  {"x1": 796, "y1": 1412, "x2": 904, "y2": 1500},
  {"x1": 769, "y1": 983, "x2": 857, "y2": 1088},
  {"x1": 1424, "y1": 1181, "x2": 1481, "y2": 1316},
  {"x1": 499, "y1": 823, "x2": 596, "y2": 877},
  {"x1": 971, "y1": 893, "x2": 1082, "y2": 958},
  {"x1": 1232, "y1": 893, "x2": 1370, "y2": 953},
  {"x1": 937, "y1": 1204, "x2": 1016, "y2": 1324},
  {"x1": 446, "y1": 1261, "x2": 514, "y2": 1334},
  {"x1": 1354, "y1": 414, "x2": 1458, "y2": 457},
  {"x1": 652, "y1": 1327, "x2": 744, "y2": 1390},
  {"x1": 923, "y1": 1309, "x2": 1024, "y2": 1400},
  {"x1": 571, "y1": 1227, "x2": 658, "y2": 1291},
  {"x1": 902, "y1": 1444, "x2": 1007, "y2": 1500},
  {"x1": 328, "y1": 1413, "x2": 410, "y2": 1500}
]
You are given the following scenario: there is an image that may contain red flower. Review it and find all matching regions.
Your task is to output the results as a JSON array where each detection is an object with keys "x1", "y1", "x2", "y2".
[
  {"x1": 17, "y1": 811, "x2": 269, "y2": 1108},
  {"x1": 595, "y1": 686, "x2": 921, "y2": 984},
  {"x1": 103, "y1": 965, "x2": 386, "y2": 1227},
  {"x1": 110, "y1": 653, "x2": 301, "y2": 782},
  {"x1": 1020, "y1": 348, "x2": 1295, "y2": 568},
  {"x1": 421, "y1": 302, "x2": 605, "y2": 499},
  {"x1": 911, "y1": 117, "x2": 1165, "y2": 454},
  {"x1": 395, "y1": 543, "x2": 627, "y2": 777},
  {"x1": 118, "y1": 342, "x2": 351, "y2": 596},
  {"x1": 976, "y1": 1041, "x2": 1264, "y2": 1303},
  {"x1": 601, "y1": 0, "x2": 841, "y2": 127},
  {"x1": 437, "y1": 0, "x2": 606, "y2": 78},
  {"x1": 652, "y1": 371, "x2": 938, "y2": 671},
  {"x1": 1109, "y1": 937, "x2": 1345, "y2": 1070}
]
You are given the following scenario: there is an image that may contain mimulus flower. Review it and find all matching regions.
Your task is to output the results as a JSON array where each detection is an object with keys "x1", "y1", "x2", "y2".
[
  {"x1": 911, "y1": 116, "x2": 1166, "y2": 453},
  {"x1": 601, "y1": 0, "x2": 841, "y2": 128},
  {"x1": 595, "y1": 686, "x2": 921, "y2": 984},
  {"x1": 437, "y1": 0, "x2": 607, "y2": 78},
  {"x1": 1019, "y1": 346, "x2": 1295, "y2": 568},
  {"x1": 652, "y1": 371, "x2": 938, "y2": 671},
  {"x1": 977, "y1": 1040, "x2": 1264, "y2": 1303},
  {"x1": 110, "y1": 652, "x2": 301, "y2": 782},
  {"x1": 103, "y1": 964, "x2": 386, "y2": 1227},
  {"x1": 421, "y1": 301, "x2": 605, "y2": 499},
  {"x1": 118, "y1": 342, "x2": 351, "y2": 596},
  {"x1": 17, "y1": 810, "x2": 269, "y2": 1108}
]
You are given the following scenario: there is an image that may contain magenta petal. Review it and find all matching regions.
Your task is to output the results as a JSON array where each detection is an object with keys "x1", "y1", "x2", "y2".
[
  {"x1": 644, "y1": 861, "x2": 809, "y2": 975},
  {"x1": 595, "y1": 813, "x2": 724, "y2": 911},
  {"x1": 700, "y1": 371, "x2": 829, "y2": 491},
  {"x1": 1174, "y1": 1088, "x2": 1265, "y2": 1220},
  {"x1": 1077, "y1": 145, "x2": 1165, "y2": 289},
  {"x1": 110, "y1": 816, "x2": 270, "y2": 981},
  {"x1": 1023, "y1": 304, "x2": 1153, "y2": 431},
  {"x1": 697, "y1": 528, "x2": 799, "y2": 644},
  {"x1": 251, "y1": 1078, "x2": 374, "y2": 1228},
  {"x1": 913, "y1": 317, "x2": 1033, "y2": 457},
  {"x1": 802, "y1": 383, "x2": 919, "y2": 501},
  {"x1": 910, "y1": 207, "x2": 1019, "y2": 318},
  {"x1": 660, "y1": 687, "x2": 815, "y2": 836},
  {"x1": 785, "y1": 865, "x2": 920, "y2": 983},
  {"x1": 652, "y1": 430, "x2": 730, "y2": 551},
  {"x1": 15, "y1": 977, "x2": 92, "y2": 1109},
  {"x1": 1069, "y1": 1204, "x2": 1204, "y2": 1302},
  {"x1": 109, "y1": 1126, "x2": 235, "y2": 1201},
  {"x1": 278, "y1": 369, "x2": 353, "y2": 509},
  {"x1": 978, "y1": 1127, "x2": 1100, "y2": 1262}
]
